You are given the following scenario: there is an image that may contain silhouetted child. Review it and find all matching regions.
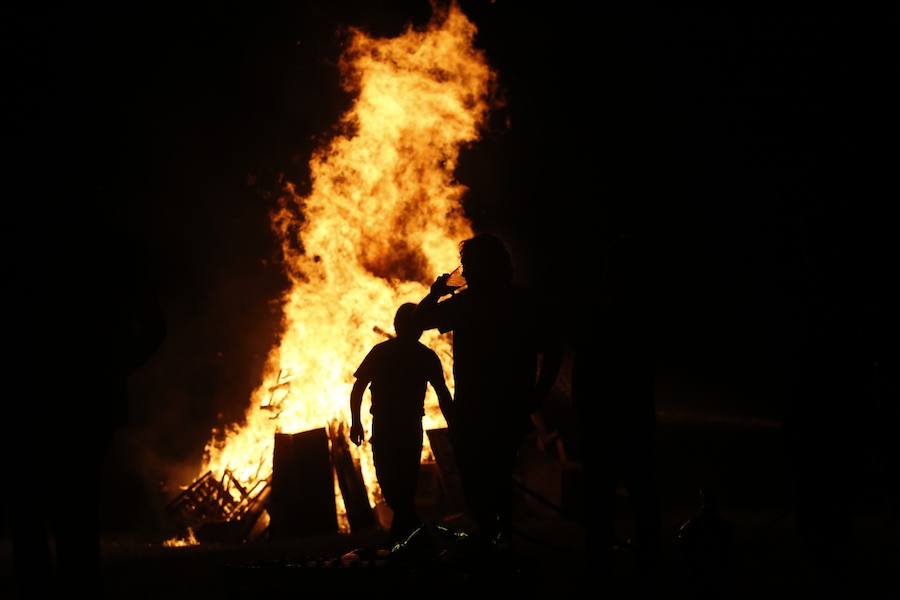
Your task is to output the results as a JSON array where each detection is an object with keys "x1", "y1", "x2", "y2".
[{"x1": 350, "y1": 303, "x2": 453, "y2": 545}]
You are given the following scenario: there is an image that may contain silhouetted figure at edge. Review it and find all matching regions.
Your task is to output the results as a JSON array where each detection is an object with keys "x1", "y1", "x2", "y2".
[
  {"x1": 350, "y1": 303, "x2": 453, "y2": 546},
  {"x1": 571, "y1": 232, "x2": 661, "y2": 579},
  {"x1": 416, "y1": 233, "x2": 563, "y2": 549},
  {"x1": 785, "y1": 262, "x2": 872, "y2": 589},
  {"x1": 7, "y1": 220, "x2": 166, "y2": 598}
]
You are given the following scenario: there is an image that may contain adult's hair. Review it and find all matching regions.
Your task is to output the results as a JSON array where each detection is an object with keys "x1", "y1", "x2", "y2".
[{"x1": 460, "y1": 233, "x2": 513, "y2": 287}]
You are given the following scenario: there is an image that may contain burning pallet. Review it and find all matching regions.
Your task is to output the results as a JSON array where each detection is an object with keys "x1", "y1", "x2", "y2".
[{"x1": 166, "y1": 469, "x2": 271, "y2": 543}]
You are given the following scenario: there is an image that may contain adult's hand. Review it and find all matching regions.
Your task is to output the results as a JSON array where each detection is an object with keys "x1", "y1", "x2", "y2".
[{"x1": 430, "y1": 273, "x2": 452, "y2": 297}]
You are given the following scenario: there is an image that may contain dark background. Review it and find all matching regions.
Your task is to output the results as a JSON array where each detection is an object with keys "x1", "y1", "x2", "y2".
[{"x1": 3, "y1": 1, "x2": 897, "y2": 535}]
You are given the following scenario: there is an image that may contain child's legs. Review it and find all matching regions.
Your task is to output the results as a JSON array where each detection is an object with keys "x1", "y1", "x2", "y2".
[{"x1": 373, "y1": 420, "x2": 423, "y2": 542}]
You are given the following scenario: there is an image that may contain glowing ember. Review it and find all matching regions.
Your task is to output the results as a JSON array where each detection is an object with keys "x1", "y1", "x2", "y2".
[
  {"x1": 198, "y1": 3, "x2": 494, "y2": 530},
  {"x1": 163, "y1": 527, "x2": 199, "y2": 547}
]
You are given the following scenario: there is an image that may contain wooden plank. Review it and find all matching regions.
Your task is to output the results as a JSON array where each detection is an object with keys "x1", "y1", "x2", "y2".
[
  {"x1": 269, "y1": 429, "x2": 337, "y2": 539},
  {"x1": 331, "y1": 425, "x2": 376, "y2": 531}
]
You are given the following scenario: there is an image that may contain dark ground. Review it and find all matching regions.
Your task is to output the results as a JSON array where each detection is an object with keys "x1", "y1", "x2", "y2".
[{"x1": 1, "y1": 399, "x2": 896, "y2": 598}]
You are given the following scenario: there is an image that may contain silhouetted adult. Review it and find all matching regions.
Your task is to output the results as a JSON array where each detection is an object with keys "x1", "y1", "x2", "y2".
[
  {"x1": 350, "y1": 303, "x2": 453, "y2": 545},
  {"x1": 571, "y1": 231, "x2": 660, "y2": 576},
  {"x1": 416, "y1": 233, "x2": 562, "y2": 547},
  {"x1": 7, "y1": 212, "x2": 165, "y2": 598}
]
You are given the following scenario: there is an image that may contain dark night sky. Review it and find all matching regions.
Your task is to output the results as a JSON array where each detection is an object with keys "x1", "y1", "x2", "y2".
[{"x1": 4, "y1": 2, "x2": 898, "y2": 531}]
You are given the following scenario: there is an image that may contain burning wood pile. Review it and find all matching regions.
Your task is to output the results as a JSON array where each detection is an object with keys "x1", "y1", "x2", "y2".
[
  {"x1": 165, "y1": 427, "x2": 462, "y2": 544},
  {"x1": 164, "y1": 4, "x2": 494, "y2": 546}
]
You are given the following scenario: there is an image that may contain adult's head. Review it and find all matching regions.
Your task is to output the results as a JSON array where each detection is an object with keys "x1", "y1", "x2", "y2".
[{"x1": 459, "y1": 233, "x2": 513, "y2": 290}]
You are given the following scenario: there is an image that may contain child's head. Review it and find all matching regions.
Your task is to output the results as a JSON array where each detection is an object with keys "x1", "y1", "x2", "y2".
[{"x1": 394, "y1": 302, "x2": 422, "y2": 340}]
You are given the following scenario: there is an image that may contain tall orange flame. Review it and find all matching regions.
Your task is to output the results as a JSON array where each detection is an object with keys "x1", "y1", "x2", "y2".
[{"x1": 199, "y1": 3, "x2": 494, "y2": 530}]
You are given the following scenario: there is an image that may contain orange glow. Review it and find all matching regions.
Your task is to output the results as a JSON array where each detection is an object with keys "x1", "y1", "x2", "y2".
[
  {"x1": 197, "y1": 3, "x2": 494, "y2": 531},
  {"x1": 163, "y1": 527, "x2": 199, "y2": 547}
]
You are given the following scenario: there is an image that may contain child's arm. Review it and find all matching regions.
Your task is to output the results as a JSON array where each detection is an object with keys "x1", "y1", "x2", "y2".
[{"x1": 349, "y1": 377, "x2": 370, "y2": 446}]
